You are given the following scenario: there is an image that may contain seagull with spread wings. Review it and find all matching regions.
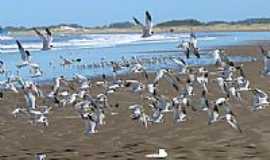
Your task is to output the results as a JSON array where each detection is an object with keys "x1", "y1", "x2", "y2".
[
  {"x1": 133, "y1": 11, "x2": 153, "y2": 38},
  {"x1": 16, "y1": 40, "x2": 32, "y2": 68},
  {"x1": 33, "y1": 28, "x2": 53, "y2": 50}
]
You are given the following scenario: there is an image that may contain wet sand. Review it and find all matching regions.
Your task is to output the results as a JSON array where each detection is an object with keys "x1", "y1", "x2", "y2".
[{"x1": 0, "y1": 44, "x2": 270, "y2": 160}]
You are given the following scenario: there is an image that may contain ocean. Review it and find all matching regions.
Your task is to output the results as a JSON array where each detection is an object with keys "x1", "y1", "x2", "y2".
[{"x1": 0, "y1": 31, "x2": 269, "y2": 82}]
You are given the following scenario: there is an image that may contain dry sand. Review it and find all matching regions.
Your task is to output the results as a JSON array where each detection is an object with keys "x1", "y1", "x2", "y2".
[{"x1": 0, "y1": 44, "x2": 270, "y2": 160}]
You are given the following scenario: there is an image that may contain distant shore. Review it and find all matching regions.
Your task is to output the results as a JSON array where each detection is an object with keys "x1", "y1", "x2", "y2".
[{"x1": 8, "y1": 23, "x2": 270, "y2": 36}]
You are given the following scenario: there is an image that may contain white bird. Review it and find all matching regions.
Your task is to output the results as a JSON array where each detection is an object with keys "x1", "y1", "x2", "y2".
[
  {"x1": 35, "y1": 114, "x2": 49, "y2": 127},
  {"x1": 125, "y1": 80, "x2": 145, "y2": 93},
  {"x1": 145, "y1": 149, "x2": 168, "y2": 159},
  {"x1": 81, "y1": 112, "x2": 98, "y2": 135},
  {"x1": 36, "y1": 153, "x2": 46, "y2": 160},
  {"x1": 224, "y1": 110, "x2": 242, "y2": 133},
  {"x1": 133, "y1": 11, "x2": 153, "y2": 38},
  {"x1": 236, "y1": 76, "x2": 251, "y2": 91},
  {"x1": 173, "y1": 104, "x2": 187, "y2": 123},
  {"x1": 0, "y1": 60, "x2": 6, "y2": 74},
  {"x1": 48, "y1": 76, "x2": 66, "y2": 98},
  {"x1": 16, "y1": 40, "x2": 31, "y2": 68},
  {"x1": 30, "y1": 63, "x2": 43, "y2": 78},
  {"x1": 24, "y1": 89, "x2": 36, "y2": 110},
  {"x1": 251, "y1": 89, "x2": 270, "y2": 111},
  {"x1": 208, "y1": 104, "x2": 220, "y2": 125},
  {"x1": 259, "y1": 46, "x2": 270, "y2": 75},
  {"x1": 212, "y1": 49, "x2": 223, "y2": 66},
  {"x1": 172, "y1": 58, "x2": 188, "y2": 73},
  {"x1": 34, "y1": 28, "x2": 53, "y2": 50},
  {"x1": 130, "y1": 63, "x2": 149, "y2": 79},
  {"x1": 12, "y1": 106, "x2": 27, "y2": 118}
]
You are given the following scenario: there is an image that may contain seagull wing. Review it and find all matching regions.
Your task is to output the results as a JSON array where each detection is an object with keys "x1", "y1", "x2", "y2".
[
  {"x1": 45, "y1": 28, "x2": 53, "y2": 45},
  {"x1": 145, "y1": 11, "x2": 152, "y2": 30},
  {"x1": 45, "y1": 28, "x2": 52, "y2": 36},
  {"x1": 133, "y1": 17, "x2": 143, "y2": 27},
  {"x1": 33, "y1": 28, "x2": 46, "y2": 40},
  {"x1": 164, "y1": 73, "x2": 179, "y2": 91},
  {"x1": 16, "y1": 40, "x2": 27, "y2": 61},
  {"x1": 172, "y1": 58, "x2": 186, "y2": 67}
]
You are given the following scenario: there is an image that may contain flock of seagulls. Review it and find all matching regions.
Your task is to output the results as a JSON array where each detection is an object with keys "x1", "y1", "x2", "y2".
[
  {"x1": 0, "y1": 11, "x2": 269, "y2": 160},
  {"x1": 4, "y1": 29, "x2": 269, "y2": 134}
]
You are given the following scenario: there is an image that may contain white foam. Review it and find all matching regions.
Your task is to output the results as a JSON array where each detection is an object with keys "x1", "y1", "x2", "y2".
[{"x1": 0, "y1": 35, "x2": 14, "y2": 40}]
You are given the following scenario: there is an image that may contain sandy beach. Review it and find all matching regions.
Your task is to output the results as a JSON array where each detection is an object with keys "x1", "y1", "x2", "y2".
[{"x1": 0, "y1": 42, "x2": 269, "y2": 160}]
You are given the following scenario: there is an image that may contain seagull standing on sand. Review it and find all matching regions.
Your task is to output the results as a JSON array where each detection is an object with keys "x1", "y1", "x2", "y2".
[
  {"x1": 81, "y1": 112, "x2": 98, "y2": 135},
  {"x1": 36, "y1": 153, "x2": 46, "y2": 160},
  {"x1": 259, "y1": 46, "x2": 270, "y2": 75},
  {"x1": 129, "y1": 104, "x2": 149, "y2": 128},
  {"x1": 208, "y1": 104, "x2": 221, "y2": 125},
  {"x1": 145, "y1": 149, "x2": 168, "y2": 159},
  {"x1": 16, "y1": 40, "x2": 32, "y2": 68},
  {"x1": 133, "y1": 11, "x2": 153, "y2": 38},
  {"x1": 34, "y1": 28, "x2": 53, "y2": 50}
]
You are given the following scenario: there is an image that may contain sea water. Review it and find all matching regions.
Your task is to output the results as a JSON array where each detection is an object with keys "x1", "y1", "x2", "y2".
[{"x1": 0, "y1": 32, "x2": 269, "y2": 82}]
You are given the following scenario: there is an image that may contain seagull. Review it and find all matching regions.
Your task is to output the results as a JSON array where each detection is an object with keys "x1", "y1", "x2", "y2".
[
  {"x1": 208, "y1": 104, "x2": 221, "y2": 125},
  {"x1": 189, "y1": 42, "x2": 200, "y2": 58},
  {"x1": 130, "y1": 63, "x2": 149, "y2": 80},
  {"x1": 30, "y1": 63, "x2": 43, "y2": 78},
  {"x1": 36, "y1": 153, "x2": 46, "y2": 160},
  {"x1": 48, "y1": 76, "x2": 66, "y2": 98},
  {"x1": 133, "y1": 11, "x2": 153, "y2": 38},
  {"x1": 124, "y1": 80, "x2": 145, "y2": 93},
  {"x1": 173, "y1": 104, "x2": 187, "y2": 123},
  {"x1": 236, "y1": 76, "x2": 251, "y2": 91},
  {"x1": 190, "y1": 32, "x2": 197, "y2": 48},
  {"x1": 23, "y1": 88, "x2": 36, "y2": 110},
  {"x1": 34, "y1": 28, "x2": 53, "y2": 50},
  {"x1": 12, "y1": 106, "x2": 27, "y2": 118},
  {"x1": 259, "y1": 46, "x2": 270, "y2": 75},
  {"x1": 35, "y1": 114, "x2": 49, "y2": 127},
  {"x1": 150, "y1": 107, "x2": 164, "y2": 123},
  {"x1": 212, "y1": 49, "x2": 223, "y2": 66},
  {"x1": 0, "y1": 60, "x2": 6, "y2": 74},
  {"x1": 81, "y1": 112, "x2": 98, "y2": 135},
  {"x1": 200, "y1": 90, "x2": 209, "y2": 111},
  {"x1": 224, "y1": 110, "x2": 242, "y2": 133},
  {"x1": 145, "y1": 149, "x2": 168, "y2": 159},
  {"x1": 16, "y1": 40, "x2": 31, "y2": 68},
  {"x1": 172, "y1": 58, "x2": 188, "y2": 73},
  {"x1": 180, "y1": 33, "x2": 200, "y2": 59},
  {"x1": 153, "y1": 69, "x2": 179, "y2": 91},
  {"x1": 129, "y1": 104, "x2": 149, "y2": 128},
  {"x1": 251, "y1": 88, "x2": 270, "y2": 111}
]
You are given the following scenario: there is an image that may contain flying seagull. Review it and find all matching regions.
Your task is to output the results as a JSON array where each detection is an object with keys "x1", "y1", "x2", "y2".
[
  {"x1": 33, "y1": 28, "x2": 53, "y2": 50},
  {"x1": 16, "y1": 40, "x2": 32, "y2": 68},
  {"x1": 133, "y1": 11, "x2": 153, "y2": 38}
]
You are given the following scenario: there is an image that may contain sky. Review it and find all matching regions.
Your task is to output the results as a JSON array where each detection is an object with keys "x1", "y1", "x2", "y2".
[{"x1": 0, "y1": 0, "x2": 269, "y2": 27}]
